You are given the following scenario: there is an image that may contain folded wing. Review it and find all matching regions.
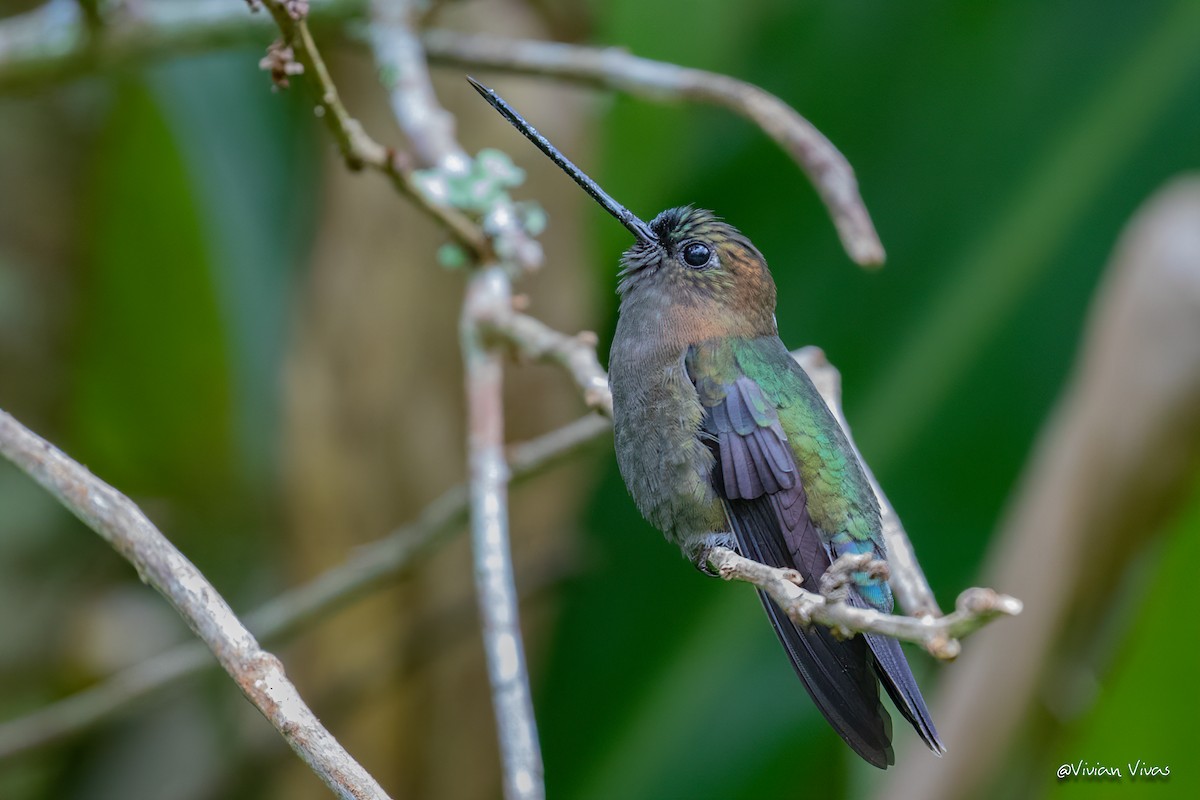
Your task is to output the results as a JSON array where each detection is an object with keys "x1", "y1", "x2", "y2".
[{"x1": 690, "y1": 345, "x2": 942, "y2": 766}]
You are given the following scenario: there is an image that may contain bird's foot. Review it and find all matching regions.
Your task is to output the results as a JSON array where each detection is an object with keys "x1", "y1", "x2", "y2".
[
  {"x1": 694, "y1": 548, "x2": 722, "y2": 577},
  {"x1": 820, "y1": 553, "x2": 890, "y2": 603},
  {"x1": 688, "y1": 533, "x2": 737, "y2": 577}
]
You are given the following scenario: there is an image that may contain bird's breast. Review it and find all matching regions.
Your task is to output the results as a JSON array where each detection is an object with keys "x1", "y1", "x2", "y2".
[{"x1": 609, "y1": 317, "x2": 725, "y2": 548}]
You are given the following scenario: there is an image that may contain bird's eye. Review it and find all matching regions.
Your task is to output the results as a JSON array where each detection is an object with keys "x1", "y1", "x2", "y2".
[{"x1": 682, "y1": 242, "x2": 711, "y2": 268}]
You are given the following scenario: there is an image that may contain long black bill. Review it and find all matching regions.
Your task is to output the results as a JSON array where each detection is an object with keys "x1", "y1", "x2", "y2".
[{"x1": 467, "y1": 77, "x2": 656, "y2": 244}]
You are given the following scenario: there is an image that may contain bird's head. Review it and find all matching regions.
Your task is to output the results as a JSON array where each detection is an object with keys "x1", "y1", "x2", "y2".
[{"x1": 469, "y1": 78, "x2": 778, "y2": 337}]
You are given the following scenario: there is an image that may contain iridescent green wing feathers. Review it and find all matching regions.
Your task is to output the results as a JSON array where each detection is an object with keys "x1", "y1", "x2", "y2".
[
  {"x1": 687, "y1": 336, "x2": 891, "y2": 610},
  {"x1": 685, "y1": 336, "x2": 943, "y2": 762}
]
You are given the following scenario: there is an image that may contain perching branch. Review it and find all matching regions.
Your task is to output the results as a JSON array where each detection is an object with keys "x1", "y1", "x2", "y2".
[
  {"x1": 491, "y1": 334, "x2": 1015, "y2": 654},
  {"x1": 488, "y1": 320, "x2": 1011, "y2": 653},
  {"x1": 0, "y1": 409, "x2": 391, "y2": 800},
  {"x1": 0, "y1": 414, "x2": 611, "y2": 761},
  {"x1": 705, "y1": 547, "x2": 1021, "y2": 660},
  {"x1": 756, "y1": 349, "x2": 1017, "y2": 656}
]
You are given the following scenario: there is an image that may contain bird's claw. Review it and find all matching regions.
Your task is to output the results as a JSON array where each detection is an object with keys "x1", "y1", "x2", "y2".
[{"x1": 694, "y1": 548, "x2": 722, "y2": 577}]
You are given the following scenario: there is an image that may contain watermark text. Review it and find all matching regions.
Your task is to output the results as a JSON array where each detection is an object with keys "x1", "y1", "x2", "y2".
[{"x1": 1057, "y1": 760, "x2": 1171, "y2": 781}]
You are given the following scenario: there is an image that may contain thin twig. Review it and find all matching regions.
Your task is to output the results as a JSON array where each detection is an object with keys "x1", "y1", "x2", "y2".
[
  {"x1": 0, "y1": 0, "x2": 358, "y2": 91},
  {"x1": 461, "y1": 267, "x2": 545, "y2": 800},
  {"x1": 0, "y1": 414, "x2": 610, "y2": 760},
  {"x1": 0, "y1": 409, "x2": 391, "y2": 800},
  {"x1": 255, "y1": 0, "x2": 491, "y2": 260},
  {"x1": 705, "y1": 547, "x2": 1021, "y2": 660},
  {"x1": 366, "y1": 0, "x2": 541, "y2": 270},
  {"x1": 418, "y1": 29, "x2": 886, "y2": 267},
  {"x1": 367, "y1": 0, "x2": 464, "y2": 170},
  {"x1": 482, "y1": 309, "x2": 613, "y2": 418}
]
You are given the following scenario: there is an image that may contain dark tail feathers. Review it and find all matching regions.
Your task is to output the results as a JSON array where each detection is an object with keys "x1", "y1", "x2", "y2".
[
  {"x1": 867, "y1": 632, "x2": 945, "y2": 755},
  {"x1": 758, "y1": 592, "x2": 897, "y2": 767}
]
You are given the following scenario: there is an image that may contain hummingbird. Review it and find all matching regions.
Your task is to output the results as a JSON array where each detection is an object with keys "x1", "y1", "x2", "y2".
[{"x1": 469, "y1": 77, "x2": 943, "y2": 767}]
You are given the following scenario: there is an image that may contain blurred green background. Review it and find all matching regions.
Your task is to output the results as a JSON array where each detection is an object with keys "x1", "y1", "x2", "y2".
[{"x1": 1, "y1": 1, "x2": 1198, "y2": 798}]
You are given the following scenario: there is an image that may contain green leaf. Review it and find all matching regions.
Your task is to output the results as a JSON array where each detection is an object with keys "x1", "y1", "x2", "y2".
[{"x1": 72, "y1": 79, "x2": 235, "y2": 501}]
